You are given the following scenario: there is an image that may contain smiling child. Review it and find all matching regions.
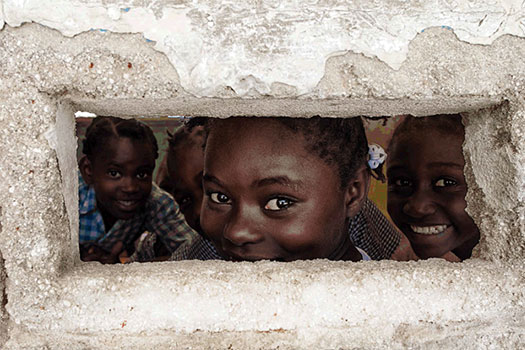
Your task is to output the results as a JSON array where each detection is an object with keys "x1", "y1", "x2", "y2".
[
  {"x1": 386, "y1": 114, "x2": 480, "y2": 261},
  {"x1": 78, "y1": 116, "x2": 197, "y2": 263},
  {"x1": 178, "y1": 116, "x2": 404, "y2": 262}
]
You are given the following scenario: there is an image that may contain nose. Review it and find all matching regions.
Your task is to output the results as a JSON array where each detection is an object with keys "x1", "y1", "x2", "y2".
[
  {"x1": 121, "y1": 176, "x2": 139, "y2": 193},
  {"x1": 223, "y1": 206, "x2": 263, "y2": 247},
  {"x1": 402, "y1": 190, "x2": 436, "y2": 218}
]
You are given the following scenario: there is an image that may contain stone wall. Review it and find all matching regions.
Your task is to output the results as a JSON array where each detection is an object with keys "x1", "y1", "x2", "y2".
[{"x1": 0, "y1": 1, "x2": 524, "y2": 349}]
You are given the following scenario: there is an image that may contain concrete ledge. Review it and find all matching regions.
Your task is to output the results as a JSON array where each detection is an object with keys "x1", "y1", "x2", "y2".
[
  {"x1": 71, "y1": 96, "x2": 503, "y2": 119},
  {"x1": 5, "y1": 259, "x2": 524, "y2": 349}
]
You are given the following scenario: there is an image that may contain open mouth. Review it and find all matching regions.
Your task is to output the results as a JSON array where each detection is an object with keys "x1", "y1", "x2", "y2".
[
  {"x1": 116, "y1": 199, "x2": 142, "y2": 211},
  {"x1": 410, "y1": 224, "x2": 449, "y2": 235}
]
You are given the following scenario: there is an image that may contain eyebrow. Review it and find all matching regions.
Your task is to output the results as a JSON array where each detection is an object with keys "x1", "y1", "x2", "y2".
[
  {"x1": 427, "y1": 162, "x2": 464, "y2": 169},
  {"x1": 105, "y1": 161, "x2": 123, "y2": 168},
  {"x1": 202, "y1": 173, "x2": 224, "y2": 186},
  {"x1": 202, "y1": 174, "x2": 306, "y2": 191},
  {"x1": 253, "y1": 176, "x2": 305, "y2": 191}
]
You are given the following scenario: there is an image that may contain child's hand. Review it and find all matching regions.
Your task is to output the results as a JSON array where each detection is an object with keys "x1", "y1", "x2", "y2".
[{"x1": 80, "y1": 241, "x2": 125, "y2": 264}]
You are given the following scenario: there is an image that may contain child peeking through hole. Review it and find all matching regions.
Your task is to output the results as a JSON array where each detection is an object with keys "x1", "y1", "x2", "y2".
[
  {"x1": 386, "y1": 114, "x2": 480, "y2": 261},
  {"x1": 78, "y1": 116, "x2": 197, "y2": 263},
  {"x1": 170, "y1": 116, "x2": 404, "y2": 262}
]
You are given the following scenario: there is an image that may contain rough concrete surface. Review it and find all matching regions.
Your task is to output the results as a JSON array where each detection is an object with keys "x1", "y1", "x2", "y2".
[
  {"x1": 1, "y1": 0, "x2": 525, "y2": 96},
  {"x1": 0, "y1": 1, "x2": 524, "y2": 349}
]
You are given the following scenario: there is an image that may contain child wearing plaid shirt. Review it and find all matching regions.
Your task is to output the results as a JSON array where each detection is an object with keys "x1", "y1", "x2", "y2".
[{"x1": 78, "y1": 116, "x2": 197, "y2": 263}]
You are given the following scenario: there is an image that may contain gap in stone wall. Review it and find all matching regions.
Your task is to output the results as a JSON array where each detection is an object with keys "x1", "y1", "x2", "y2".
[{"x1": 67, "y1": 106, "x2": 490, "y2": 264}]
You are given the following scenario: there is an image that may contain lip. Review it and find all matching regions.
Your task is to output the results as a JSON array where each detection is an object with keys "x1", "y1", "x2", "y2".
[{"x1": 115, "y1": 198, "x2": 143, "y2": 212}]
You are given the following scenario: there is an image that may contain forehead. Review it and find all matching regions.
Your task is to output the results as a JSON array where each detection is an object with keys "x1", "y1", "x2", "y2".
[
  {"x1": 388, "y1": 129, "x2": 465, "y2": 167},
  {"x1": 92, "y1": 136, "x2": 155, "y2": 164},
  {"x1": 205, "y1": 118, "x2": 337, "y2": 179},
  {"x1": 206, "y1": 118, "x2": 309, "y2": 161}
]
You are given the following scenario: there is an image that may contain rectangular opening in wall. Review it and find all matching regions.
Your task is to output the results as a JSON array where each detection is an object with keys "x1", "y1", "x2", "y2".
[{"x1": 72, "y1": 112, "x2": 480, "y2": 264}]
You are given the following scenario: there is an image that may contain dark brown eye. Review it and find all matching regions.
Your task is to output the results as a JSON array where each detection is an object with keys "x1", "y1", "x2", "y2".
[
  {"x1": 435, "y1": 178, "x2": 457, "y2": 187},
  {"x1": 264, "y1": 197, "x2": 294, "y2": 211},
  {"x1": 107, "y1": 170, "x2": 121, "y2": 178},
  {"x1": 209, "y1": 192, "x2": 231, "y2": 204},
  {"x1": 394, "y1": 179, "x2": 411, "y2": 187}
]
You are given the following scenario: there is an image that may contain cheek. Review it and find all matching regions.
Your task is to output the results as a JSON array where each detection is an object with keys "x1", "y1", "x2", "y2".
[
  {"x1": 448, "y1": 198, "x2": 478, "y2": 233},
  {"x1": 273, "y1": 208, "x2": 345, "y2": 254},
  {"x1": 200, "y1": 205, "x2": 225, "y2": 240},
  {"x1": 387, "y1": 196, "x2": 404, "y2": 221},
  {"x1": 94, "y1": 182, "x2": 114, "y2": 199},
  {"x1": 445, "y1": 194, "x2": 469, "y2": 223}
]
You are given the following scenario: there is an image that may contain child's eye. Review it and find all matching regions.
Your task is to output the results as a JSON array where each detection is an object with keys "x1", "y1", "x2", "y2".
[
  {"x1": 209, "y1": 192, "x2": 231, "y2": 204},
  {"x1": 264, "y1": 197, "x2": 294, "y2": 211},
  {"x1": 394, "y1": 179, "x2": 412, "y2": 187},
  {"x1": 434, "y1": 178, "x2": 457, "y2": 187},
  {"x1": 136, "y1": 171, "x2": 151, "y2": 180},
  {"x1": 107, "y1": 170, "x2": 121, "y2": 178}
]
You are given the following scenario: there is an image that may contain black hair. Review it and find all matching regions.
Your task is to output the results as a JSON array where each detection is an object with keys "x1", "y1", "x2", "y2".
[
  {"x1": 167, "y1": 117, "x2": 207, "y2": 151},
  {"x1": 82, "y1": 116, "x2": 159, "y2": 161},
  {"x1": 206, "y1": 116, "x2": 375, "y2": 187},
  {"x1": 388, "y1": 114, "x2": 464, "y2": 153}
]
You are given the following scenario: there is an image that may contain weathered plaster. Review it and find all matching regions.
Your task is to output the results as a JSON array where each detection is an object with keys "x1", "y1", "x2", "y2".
[
  {"x1": 1, "y1": 1, "x2": 525, "y2": 349},
  {"x1": 2, "y1": 0, "x2": 524, "y2": 96}
]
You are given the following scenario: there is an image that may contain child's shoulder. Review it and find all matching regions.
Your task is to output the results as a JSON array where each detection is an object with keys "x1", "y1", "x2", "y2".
[{"x1": 147, "y1": 182, "x2": 177, "y2": 209}]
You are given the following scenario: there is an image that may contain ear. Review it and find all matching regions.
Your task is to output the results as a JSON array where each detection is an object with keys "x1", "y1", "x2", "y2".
[
  {"x1": 79, "y1": 155, "x2": 94, "y2": 185},
  {"x1": 344, "y1": 165, "x2": 370, "y2": 218}
]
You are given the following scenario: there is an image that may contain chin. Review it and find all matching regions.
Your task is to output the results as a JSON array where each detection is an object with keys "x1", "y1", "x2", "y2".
[
  {"x1": 115, "y1": 210, "x2": 139, "y2": 220},
  {"x1": 413, "y1": 246, "x2": 450, "y2": 260}
]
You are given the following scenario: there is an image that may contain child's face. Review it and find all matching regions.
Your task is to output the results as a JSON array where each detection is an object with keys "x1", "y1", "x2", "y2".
[
  {"x1": 200, "y1": 118, "x2": 353, "y2": 262},
  {"x1": 386, "y1": 129, "x2": 480, "y2": 259},
  {"x1": 82, "y1": 136, "x2": 156, "y2": 225},
  {"x1": 167, "y1": 142, "x2": 205, "y2": 233}
]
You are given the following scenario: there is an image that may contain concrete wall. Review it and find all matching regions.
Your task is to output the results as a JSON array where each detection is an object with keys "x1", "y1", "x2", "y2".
[{"x1": 0, "y1": 1, "x2": 524, "y2": 349}]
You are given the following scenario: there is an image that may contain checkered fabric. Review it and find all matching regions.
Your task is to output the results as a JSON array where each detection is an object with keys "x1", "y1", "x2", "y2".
[
  {"x1": 78, "y1": 172, "x2": 197, "y2": 255},
  {"x1": 169, "y1": 234, "x2": 222, "y2": 261},
  {"x1": 348, "y1": 198, "x2": 401, "y2": 260}
]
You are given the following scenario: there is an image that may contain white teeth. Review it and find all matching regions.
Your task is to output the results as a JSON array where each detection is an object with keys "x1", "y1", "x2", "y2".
[
  {"x1": 119, "y1": 200, "x2": 136, "y2": 207},
  {"x1": 410, "y1": 225, "x2": 448, "y2": 235}
]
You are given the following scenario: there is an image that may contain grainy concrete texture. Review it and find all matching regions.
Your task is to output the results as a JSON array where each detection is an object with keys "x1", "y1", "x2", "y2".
[{"x1": 0, "y1": 1, "x2": 524, "y2": 349}]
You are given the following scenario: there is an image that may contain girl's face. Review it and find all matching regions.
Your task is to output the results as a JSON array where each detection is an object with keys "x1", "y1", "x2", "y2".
[
  {"x1": 386, "y1": 129, "x2": 480, "y2": 260},
  {"x1": 200, "y1": 118, "x2": 354, "y2": 262},
  {"x1": 81, "y1": 136, "x2": 156, "y2": 228},
  {"x1": 168, "y1": 141, "x2": 205, "y2": 234}
]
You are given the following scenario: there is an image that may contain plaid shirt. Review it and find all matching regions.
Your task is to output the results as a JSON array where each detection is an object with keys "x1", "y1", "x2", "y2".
[
  {"x1": 348, "y1": 198, "x2": 400, "y2": 260},
  {"x1": 169, "y1": 234, "x2": 222, "y2": 261},
  {"x1": 170, "y1": 199, "x2": 396, "y2": 261},
  {"x1": 78, "y1": 172, "x2": 197, "y2": 256}
]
